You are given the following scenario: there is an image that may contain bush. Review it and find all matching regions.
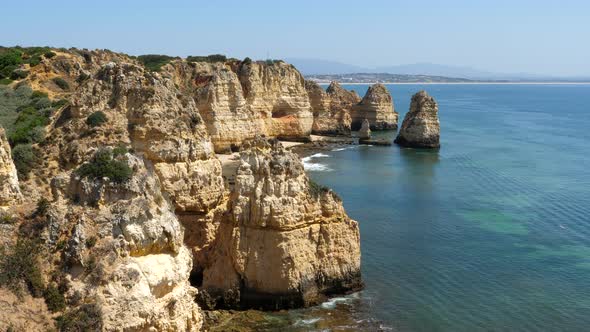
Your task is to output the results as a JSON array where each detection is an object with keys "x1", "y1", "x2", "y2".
[
  {"x1": 52, "y1": 77, "x2": 69, "y2": 90},
  {"x1": 0, "y1": 213, "x2": 14, "y2": 224},
  {"x1": 86, "y1": 111, "x2": 107, "y2": 127},
  {"x1": 0, "y1": 49, "x2": 23, "y2": 79},
  {"x1": 31, "y1": 90, "x2": 48, "y2": 99},
  {"x1": 0, "y1": 78, "x2": 12, "y2": 85},
  {"x1": 242, "y1": 57, "x2": 252, "y2": 65},
  {"x1": 308, "y1": 178, "x2": 330, "y2": 199},
  {"x1": 0, "y1": 239, "x2": 44, "y2": 298},
  {"x1": 112, "y1": 145, "x2": 128, "y2": 157},
  {"x1": 137, "y1": 54, "x2": 176, "y2": 72},
  {"x1": 8, "y1": 106, "x2": 50, "y2": 145},
  {"x1": 44, "y1": 51, "x2": 56, "y2": 59},
  {"x1": 186, "y1": 54, "x2": 227, "y2": 63},
  {"x1": 85, "y1": 236, "x2": 97, "y2": 248},
  {"x1": 35, "y1": 198, "x2": 50, "y2": 216},
  {"x1": 76, "y1": 149, "x2": 133, "y2": 183},
  {"x1": 56, "y1": 303, "x2": 103, "y2": 332},
  {"x1": 28, "y1": 55, "x2": 41, "y2": 67},
  {"x1": 11, "y1": 144, "x2": 37, "y2": 179},
  {"x1": 76, "y1": 72, "x2": 90, "y2": 83},
  {"x1": 34, "y1": 97, "x2": 52, "y2": 110},
  {"x1": 43, "y1": 285, "x2": 66, "y2": 312},
  {"x1": 9, "y1": 69, "x2": 28, "y2": 80}
]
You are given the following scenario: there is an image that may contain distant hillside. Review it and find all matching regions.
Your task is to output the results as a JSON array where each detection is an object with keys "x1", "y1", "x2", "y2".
[
  {"x1": 287, "y1": 58, "x2": 590, "y2": 82},
  {"x1": 306, "y1": 73, "x2": 475, "y2": 83}
]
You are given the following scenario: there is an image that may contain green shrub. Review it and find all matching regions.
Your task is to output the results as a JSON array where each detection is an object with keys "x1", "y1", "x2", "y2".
[
  {"x1": 31, "y1": 90, "x2": 48, "y2": 99},
  {"x1": 85, "y1": 236, "x2": 97, "y2": 248},
  {"x1": 76, "y1": 72, "x2": 90, "y2": 83},
  {"x1": 8, "y1": 106, "x2": 50, "y2": 145},
  {"x1": 242, "y1": 57, "x2": 252, "y2": 65},
  {"x1": 0, "y1": 239, "x2": 44, "y2": 298},
  {"x1": 186, "y1": 54, "x2": 227, "y2": 63},
  {"x1": 44, "y1": 51, "x2": 56, "y2": 59},
  {"x1": 137, "y1": 54, "x2": 176, "y2": 72},
  {"x1": 9, "y1": 69, "x2": 28, "y2": 80},
  {"x1": 28, "y1": 55, "x2": 41, "y2": 67},
  {"x1": 76, "y1": 149, "x2": 133, "y2": 183},
  {"x1": 43, "y1": 285, "x2": 66, "y2": 312},
  {"x1": 11, "y1": 144, "x2": 37, "y2": 179},
  {"x1": 35, "y1": 198, "x2": 50, "y2": 216},
  {"x1": 52, "y1": 77, "x2": 69, "y2": 90},
  {"x1": 0, "y1": 78, "x2": 12, "y2": 85},
  {"x1": 0, "y1": 213, "x2": 14, "y2": 224},
  {"x1": 308, "y1": 179, "x2": 342, "y2": 201},
  {"x1": 86, "y1": 111, "x2": 107, "y2": 127},
  {"x1": 55, "y1": 303, "x2": 102, "y2": 332},
  {"x1": 112, "y1": 145, "x2": 128, "y2": 157},
  {"x1": 51, "y1": 99, "x2": 69, "y2": 108},
  {"x1": 34, "y1": 97, "x2": 52, "y2": 110},
  {"x1": 0, "y1": 49, "x2": 23, "y2": 79}
]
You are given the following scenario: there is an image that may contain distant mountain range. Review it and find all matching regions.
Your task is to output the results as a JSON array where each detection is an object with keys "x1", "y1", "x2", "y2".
[{"x1": 285, "y1": 58, "x2": 590, "y2": 82}]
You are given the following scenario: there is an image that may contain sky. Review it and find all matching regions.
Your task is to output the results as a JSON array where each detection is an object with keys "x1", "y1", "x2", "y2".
[{"x1": 2, "y1": 0, "x2": 589, "y2": 76}]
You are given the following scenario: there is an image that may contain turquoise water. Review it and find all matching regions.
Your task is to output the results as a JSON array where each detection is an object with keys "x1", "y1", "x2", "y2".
[{"x1": 287, "y1": 84, "x2": 590, "y2": 331}]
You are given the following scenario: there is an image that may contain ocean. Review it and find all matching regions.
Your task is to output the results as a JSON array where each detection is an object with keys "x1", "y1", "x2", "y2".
[{"x1": 254, "y1": 84, "x2": 590, "y2": 331}]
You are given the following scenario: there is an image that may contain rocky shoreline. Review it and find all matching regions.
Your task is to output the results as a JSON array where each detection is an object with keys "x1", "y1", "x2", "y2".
[{"x1": 0, "y1": 47, "x2": 438, "y2": 331}]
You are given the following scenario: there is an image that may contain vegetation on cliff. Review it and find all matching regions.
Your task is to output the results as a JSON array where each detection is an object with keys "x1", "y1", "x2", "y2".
[{"x1": 76, "y1": 148, "x2": 133, "y2": 183}]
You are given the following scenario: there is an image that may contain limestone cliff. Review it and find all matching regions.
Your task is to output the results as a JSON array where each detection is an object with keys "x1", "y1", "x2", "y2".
[
  {"x1": 199, "y1": 137, "x2": 362, "y2": 309},
  {"x1": 351, "y1": 83, "x2": 398, "y2": 130},
  {"x1": 306, "y1": 81, "x2": 351, "y2": 136},
  {"x1": 167, "y1": 60, "x2": 313, "y2": 153},
  {"x1": 395, "y1": 90, "x2": 440, "y2": 148},
  {"x1": 0, "y1": 128, "x2": 21, "y2": 208},
  {"x1": 49, "y1": 152, "x2": 202, "y2": 331},
  {"x1": 0, "y1": 48, "x2": 363, "y2": 330}
]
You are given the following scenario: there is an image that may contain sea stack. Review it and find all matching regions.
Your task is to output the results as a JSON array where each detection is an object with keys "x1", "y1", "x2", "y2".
[
  {"x1": 358, "y1": 119, "x2": 371, "y2": 140},
  {"x1": 394, "y1": 90, "x2": 440, "y2": 148},
  {"x1": 306, "y1": 80, "x2": 352, "y2": 136},
  {"x1": 351, "y1": 83, "x2": 398, "y2": 130}
]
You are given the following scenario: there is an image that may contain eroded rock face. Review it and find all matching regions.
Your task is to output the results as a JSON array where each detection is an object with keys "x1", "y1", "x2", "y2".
[
  {"x1": 47, "y1": 61, "x2": 225, "y2": 214},
  {"x1": 358, "y1": 119, "x2": 371, "y2": 140},
  {"x1": 200, "y1": 137, "x2": 362, "y2": 309},
  {"x1": 0, "y1": 128, "x2": 21, "y2": 208},
  {"x1": 50, "y1": 153, "x2": 202, "y2": 331},
  {"x1": 351, "y1": 83, "x2": 398, "y2": 130},
  {"x1": 168, "y1": 60, "x2": 313, "y2": 152},
  {"x1": 306, "y1": 81, "x2": 351, "y2": 136},
  {"x1": 394, "y1": 90, "x2": 440, "y2": 148}
]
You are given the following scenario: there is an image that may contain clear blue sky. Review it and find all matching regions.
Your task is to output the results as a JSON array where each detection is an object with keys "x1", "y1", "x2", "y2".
[{"x1": 2, "y1": 0, "x2": 588, "y2": 76}]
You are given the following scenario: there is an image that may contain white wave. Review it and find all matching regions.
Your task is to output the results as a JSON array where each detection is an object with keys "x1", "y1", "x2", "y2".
[
  {"x1": 331, "y1": 146, "x2": 355, "y2": 152},
  {"x1": 294, "y1": 317, "x2": 321, "y2": 326},
  {"x1": 302, "y1": 153, "x2": 332, "y2": 172},
  {"x1": 320, "y1": 296, "x2": 350, "y2": 309}
]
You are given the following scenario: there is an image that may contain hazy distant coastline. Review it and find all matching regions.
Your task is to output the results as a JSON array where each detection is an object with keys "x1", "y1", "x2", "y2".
[{"x1": 306, "y1": 73, "x2": 590, "y2": 85}]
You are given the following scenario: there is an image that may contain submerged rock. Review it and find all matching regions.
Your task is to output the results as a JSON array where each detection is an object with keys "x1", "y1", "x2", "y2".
[
  {"x1": 395, "y1": 90, "x2": 440, "y2": 148},
  {"x1": 351, "y1": 83, "x2": 398, "y2": 130}
]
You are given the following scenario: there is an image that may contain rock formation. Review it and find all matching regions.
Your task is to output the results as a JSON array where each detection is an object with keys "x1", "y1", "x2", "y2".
[
  {"x1": 167, "y1": 60, "x2": 313, "y2": 153},
  {"x1": 351, "y1": 83, "x2": 398, "y2": 130},
  {"x1": 394, "y1": 90, "x2": 440, "y2": 148},
  {"x1": 199, "y1": 137, "x2": 362, "y2": 309},
  {"x1": 306, "y1": 81, "x2": 351, "y2": 136},
  {"x1": 49, "y1": 152, "x2": 202, "y2": 331},
  {"x1": 0, "y1": 48, "x2": 364, "y2": 330},
  {"x1": 358, "y1": 119, "x2": 371, "y2": 140},
  {"x1": 0, "y1": 128, "x2": 21, "y2": 208}
]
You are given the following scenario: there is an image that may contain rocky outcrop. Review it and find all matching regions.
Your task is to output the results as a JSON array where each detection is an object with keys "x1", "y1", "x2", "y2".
[
  {"x1": 167, "y1": 60, "x2": 313, "y2": 152},
  {"x1": 358, "y1": 119, "x2": 371, "y2": 140},
  {"x1": 0, "y1": 128, "x2": 21, "y2": 208},
  {"x1": 1, "y1": 49, "x2": 364, "y2": 330},
  {"x1": 306, "y1": 81, "x2": 351, "y2": 136},
  {"x1": 394, "y1": 90, "x2": 440, "y2": 148},
  {"x1": 351, "y1": 83, "x2": 398, "y2": 130},
  {"x1": 50, "y1": 152, "x2": 202, "y2": 331},
  {"x1": 326, "y1": 81, "x2": 361, "y2": 116},
  {"x1": 200, "y1": 137, "x2": 362, "y2": 309}
]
